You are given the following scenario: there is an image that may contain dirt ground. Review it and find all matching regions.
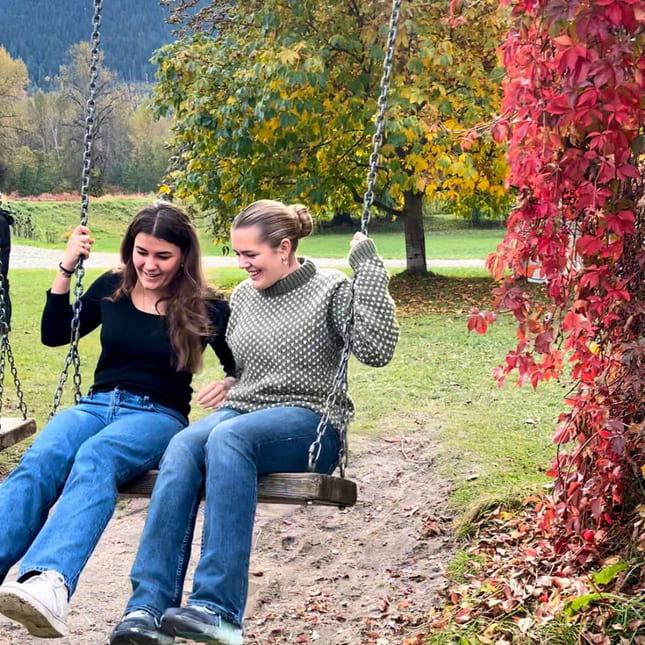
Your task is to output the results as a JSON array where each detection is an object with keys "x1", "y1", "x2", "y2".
[{"x1": 0, "y1": 424, "x2": 454, "y2": 645}]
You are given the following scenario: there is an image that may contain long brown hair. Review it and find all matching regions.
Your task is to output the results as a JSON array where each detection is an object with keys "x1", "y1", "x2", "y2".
[{"x1": 112, "y1": 202, "x2": 211, "y2": 373}]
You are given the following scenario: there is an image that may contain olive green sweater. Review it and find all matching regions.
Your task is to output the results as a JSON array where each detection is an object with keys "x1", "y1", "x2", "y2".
[{"x1": 224, "y1": 238, "x2": 398, "y2": 429}]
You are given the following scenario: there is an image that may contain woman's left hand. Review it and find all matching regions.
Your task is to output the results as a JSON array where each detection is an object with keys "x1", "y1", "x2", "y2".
[
  {"x1": 350, "y1": 231, "x2": 368, "y2": 248},
  {"x1": 195, "y1": 376, "x2": 237, "y2": 410}
]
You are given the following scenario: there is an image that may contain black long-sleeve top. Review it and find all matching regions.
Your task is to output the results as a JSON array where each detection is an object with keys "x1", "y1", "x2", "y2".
[{"x1": 41, "y1": 271, "x2": 235, "y2": 418}]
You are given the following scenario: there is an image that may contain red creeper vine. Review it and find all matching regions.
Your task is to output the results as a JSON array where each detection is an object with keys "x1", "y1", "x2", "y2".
[{"x1": 470, "y1": 0, "x2": 645, "y2": 551}]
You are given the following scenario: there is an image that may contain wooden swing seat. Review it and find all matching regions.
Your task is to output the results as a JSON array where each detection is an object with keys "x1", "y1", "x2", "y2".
[
  {"x1": 0, "y1": 418, "x2": 356, "y2": 506},
  {"x1": 119, "y1": 469, "x2": 357, "y2": 508},
  {"x1": 0, "y1": 417, "x2": 37, "y2": 452}
]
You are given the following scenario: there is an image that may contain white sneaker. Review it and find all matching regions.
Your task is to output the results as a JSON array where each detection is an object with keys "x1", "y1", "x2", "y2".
[{"x1": 0, "y1": 570, "x2": 69, "y2": 637}]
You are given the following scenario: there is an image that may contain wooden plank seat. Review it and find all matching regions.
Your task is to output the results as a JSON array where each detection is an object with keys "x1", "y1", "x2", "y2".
[
  {"x1": 0, "y1": 417, "x2": 37, "y2": 452},
  {"x1": 119, "y1": 470, "x2": 357, "y2": 508}
]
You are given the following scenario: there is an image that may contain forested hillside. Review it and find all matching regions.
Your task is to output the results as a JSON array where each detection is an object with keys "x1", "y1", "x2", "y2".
[{"x1": 0, "y1": 0, "x2": 174, "y2": 87}]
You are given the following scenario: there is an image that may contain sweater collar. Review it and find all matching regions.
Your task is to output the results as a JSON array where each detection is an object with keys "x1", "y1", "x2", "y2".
[{"x1": 258, "y1": 258, "x2": 316, "y2": 297}]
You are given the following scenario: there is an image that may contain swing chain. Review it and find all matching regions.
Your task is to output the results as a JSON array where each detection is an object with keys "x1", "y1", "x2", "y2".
[
  {"x1": 4, "y1": 339, "x2": 29, "y2": 420},
  {"x1": 50, "y1": 0, "x2": 102, "y2": 418},
  {"x1": 0, "y1": 266, "x2": 4, "y2": 418},
  {"x1": 361, "y1": 0, "x2": 402, "y2": 235},
  {"x1": 309, "y1": 0, "x2": 402, "y2": 477},
  {"x1": 79, "y1": 0, "x2": 103, "y2": 229},
  {"x1": 308, "y1": 302, "x2": 355, "y2": 477},
  {"x1": 0, "y1": 256, "x2": 28, "y2": 421},
  {"x1": 0, "y1": 341, "x2": 4, "y2": 420}
]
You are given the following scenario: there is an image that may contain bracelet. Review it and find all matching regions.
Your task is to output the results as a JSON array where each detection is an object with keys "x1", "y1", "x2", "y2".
[{"x1": 58, "y1": 261, "x2": 76, "y2": 277}]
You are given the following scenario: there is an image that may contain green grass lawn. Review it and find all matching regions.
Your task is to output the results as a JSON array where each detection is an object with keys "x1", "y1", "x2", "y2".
[
  {"x1": 0, "y1": 264, "x2": 571, "y2": 643},
  {"x1": 1, "y1": 203, "x2": 636, "y2": 645},
  {"x1": 298, "y1": 229, "x2": 503, "y2": 260},
  {"x1": 1, "y1": 265, "x2": 562, "y2": 525},
  {"x1": 9, "y1": 197, "x2": 505, "y2": 260}
]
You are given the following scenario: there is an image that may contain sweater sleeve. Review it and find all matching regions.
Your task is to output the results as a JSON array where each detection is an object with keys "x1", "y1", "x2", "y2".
[
  {"x1": 205, "y1": 298, "x2": 236, "y2": 377},
  {"x1": 331, "y1": 238, "x2": 398, "y2": 367},
  {"x1": 40, "y1": 271, "x2": 116, "y2": 347}
]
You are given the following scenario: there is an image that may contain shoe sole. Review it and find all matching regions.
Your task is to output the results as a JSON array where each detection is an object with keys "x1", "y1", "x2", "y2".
[
  {"x1": 161, "y1": 617, "x2": 240, "y2": 645},
  {"x1": 163, "y1": 631, "x2": 228, "y2": 644},
  {"x1": 0, "y1": 588, "x2": 67, "y2": 638},
  {"x1": 110, "y1": 629, "x2": 174, "y2": 645}
]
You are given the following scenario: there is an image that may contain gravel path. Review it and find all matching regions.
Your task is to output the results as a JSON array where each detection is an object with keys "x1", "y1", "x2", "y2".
[
  {"x1": 0, "y1": 429, "x2": 451, "y2": 645},
  {"x1": 10, "y1": 244, "x2": 485, "y2": 270}
]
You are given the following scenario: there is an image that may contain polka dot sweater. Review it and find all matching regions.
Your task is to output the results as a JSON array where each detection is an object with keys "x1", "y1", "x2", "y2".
[{"x1": 224, "y1": 238, "x2": 399, "y2": 430}]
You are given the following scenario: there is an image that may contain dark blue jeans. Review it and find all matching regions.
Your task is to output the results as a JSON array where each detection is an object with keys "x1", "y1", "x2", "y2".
[
  {"x1": 126, "y1": 406, "x2": 340, "y2": 627},
  {"x1": 0, "y1": 388, "x2": 187, "y2": 595}
]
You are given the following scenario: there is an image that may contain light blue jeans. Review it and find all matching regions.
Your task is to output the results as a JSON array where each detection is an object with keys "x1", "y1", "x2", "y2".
[
  {"x1": 126, "y1": 406, "x2": 340, "y2": 627},
  {"x1": 0, "y1": 388, "x2": 187, "y2": 595}
]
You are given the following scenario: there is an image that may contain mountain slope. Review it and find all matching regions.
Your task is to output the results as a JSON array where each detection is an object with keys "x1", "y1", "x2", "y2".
[{"x1": 0, "y1": 0, "x2": 175, "y2": 86}]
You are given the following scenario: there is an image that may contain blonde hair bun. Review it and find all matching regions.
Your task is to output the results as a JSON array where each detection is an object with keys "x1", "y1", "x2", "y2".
[
  {"x1": 233, "y1": 199, "x2": 312, "y2": 251},
  {"x1": 289, "y1": 204, "x2": 313, "y2": 239}
]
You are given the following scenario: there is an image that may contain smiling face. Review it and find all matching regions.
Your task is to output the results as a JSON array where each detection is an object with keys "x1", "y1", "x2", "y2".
[
  {"x1": 231, "y1": 225, "x2": 289, "y2": 290},
  {"x1": 132, "y1": 232, "x2": 183, "y2": 293}
]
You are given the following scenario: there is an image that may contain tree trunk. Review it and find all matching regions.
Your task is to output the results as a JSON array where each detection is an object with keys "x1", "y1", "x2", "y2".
[{"x1": 403, "y1": 190, "x2": 427, "y2": 274}]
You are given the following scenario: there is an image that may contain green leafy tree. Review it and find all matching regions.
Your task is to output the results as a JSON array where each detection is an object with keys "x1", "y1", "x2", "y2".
[
  {"x1": 116, "y1": 101, "x2": 172, "y2": 193},
  {"x1": 0, "y1": 46, "x2": 29, "y2": 188},
  {"x1": 155, "y1": 0, "x2": 510, "y2": 272},
  {"x1": 5, "y1": 146, "x2": 67, "y2": 195}
]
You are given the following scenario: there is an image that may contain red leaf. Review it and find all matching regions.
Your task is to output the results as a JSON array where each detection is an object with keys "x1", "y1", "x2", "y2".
[
  {"x1": 547, "y1": 93, "x2": 572, "y2": 115},
  {"x1": 467, "y1": 308, "x2": 495, "y2": 334},
  {"x1": 491, "y1": 119, "x2": 510, "y2": 144},
  {"x1": 576, "y1": 235, "x2": 604, "y2": 257}
]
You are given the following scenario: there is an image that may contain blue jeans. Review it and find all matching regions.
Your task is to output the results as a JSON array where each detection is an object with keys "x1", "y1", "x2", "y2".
[
  {"x1": 0, "y1": 388, "x2": 187, "y2": 595},
  {"x1": 126, "y1": 406, "x2": 340, "y2": 626}
]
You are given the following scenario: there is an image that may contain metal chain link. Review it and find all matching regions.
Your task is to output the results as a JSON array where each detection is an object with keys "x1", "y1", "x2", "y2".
[
  {"x1": 50, "y1": 0, "x2": 102, "y2": 419},
  {"x1": 308, "y1": 0, "x2": 402, "y2": 476},
  {"x1": 307, "y1": 305, "x2": 355, "y2": 477},
  {"x1": 0, "y1": 253, "x2": 29, "y2": 421},
  {"x1": 361, "y1": 0, "x2": 402, "y2": 235},
  {"x1": 6, "y1": 340, "x2": 29, "y2": 419},
  {"x1": 0, "y1": 339, "x2": 5, "y2": 420}
]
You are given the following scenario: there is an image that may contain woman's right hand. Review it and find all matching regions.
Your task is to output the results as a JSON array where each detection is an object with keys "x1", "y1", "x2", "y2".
[
  {"x1": 349, "y1": 231, "x2": 368, "y2": 249},
  {"x1": 195, "y1": 376, "x2": 237, "y2": 410},
  {"x1": 61, "y1": 225, "x2": 94, "y2": 270}
]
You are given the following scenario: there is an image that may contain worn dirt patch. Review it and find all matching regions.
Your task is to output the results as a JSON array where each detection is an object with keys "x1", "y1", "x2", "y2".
[{"x1": 0, "y1": 428, "x2": 453, "y2": 644}]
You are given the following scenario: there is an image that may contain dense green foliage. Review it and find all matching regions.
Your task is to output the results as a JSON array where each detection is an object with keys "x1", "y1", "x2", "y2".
[
  {"x1": 0, "y1": 0, "x2": 174, "y2": 87},
  {"x1": 155, "y1": 0, "x2": 511, "y2": 274}
]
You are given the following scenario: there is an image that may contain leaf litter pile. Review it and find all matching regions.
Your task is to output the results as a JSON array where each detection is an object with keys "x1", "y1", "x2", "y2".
[{"x1": 389, "y1": 272, "x2": 496, "y2": 317}]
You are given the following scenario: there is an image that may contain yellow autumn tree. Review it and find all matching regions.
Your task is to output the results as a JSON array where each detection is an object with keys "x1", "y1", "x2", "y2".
[
  {"x1": 154, "y1": 0, "x2": 510, "y2": 273},
  {"x1": 0, "y1": 46, "x2": 29, "y2": 182}
]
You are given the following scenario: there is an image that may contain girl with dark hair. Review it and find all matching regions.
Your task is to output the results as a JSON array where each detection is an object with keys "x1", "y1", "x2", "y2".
[
  {"x1": 0, "y1": 202, "x2": 235, "y2": 639},
  {"x1": 110, "y1": 199, "x2": 398, "y2": 645}
]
